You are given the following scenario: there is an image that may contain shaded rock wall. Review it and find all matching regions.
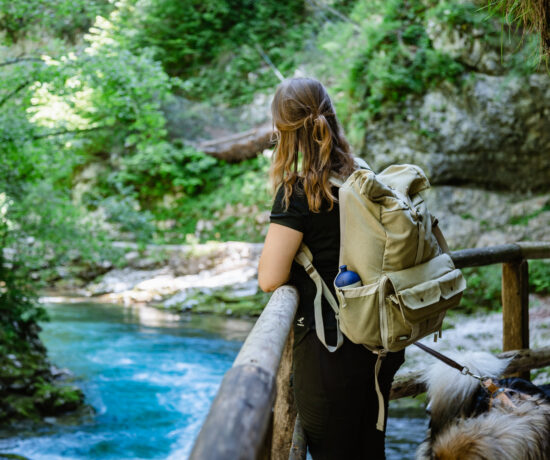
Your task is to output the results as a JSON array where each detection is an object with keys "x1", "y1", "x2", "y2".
[
  {"x1": 362, "y1": 8, "x2": 550, "y2": 192},
  {"x1": 425, "y1": 187, "x2": 550, "y2": 249},
  {"x1": 364, "y1": 73, "x2": 550, "y2": 192}
]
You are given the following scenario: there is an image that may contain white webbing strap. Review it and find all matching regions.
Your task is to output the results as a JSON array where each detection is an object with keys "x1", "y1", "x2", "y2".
[
  {"x1": 374, "y1": 350, "x2": 387, "y2": 431},
  {"x1": 294, "y1": 244, "x2": 344, "y2": 352},
  {"x1": 415, "y1": 218, "x2": 425, "y2": 265}
]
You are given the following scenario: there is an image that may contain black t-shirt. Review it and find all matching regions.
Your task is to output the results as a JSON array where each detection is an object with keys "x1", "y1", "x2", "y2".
[{"x1": 269, "y1": 180, "x2": 341, "y2": 346}]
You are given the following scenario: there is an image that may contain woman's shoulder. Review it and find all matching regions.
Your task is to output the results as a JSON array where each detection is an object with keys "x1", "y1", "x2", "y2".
[{"x1": 273, "y1": 179, "x2": 308, "y2": 213}]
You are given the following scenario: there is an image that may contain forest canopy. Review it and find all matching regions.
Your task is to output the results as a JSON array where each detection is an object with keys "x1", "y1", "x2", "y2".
[{"x1": 1, "y1": 0, "x2": 549, "y2": 354}]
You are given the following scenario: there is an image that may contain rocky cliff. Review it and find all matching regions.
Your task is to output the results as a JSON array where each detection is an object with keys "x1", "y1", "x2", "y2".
[{"x1": 359, "y1": 7, "x2": 550, "y2": 247}]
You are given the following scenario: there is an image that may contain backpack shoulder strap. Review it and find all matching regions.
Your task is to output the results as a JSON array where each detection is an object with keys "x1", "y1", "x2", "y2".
[
  {"x1": 294, "y1": 243, "x2": 344, "y2": 352},
  {"x1": 431, "y1": 215, "x2": 450, "y2": 254},
  {"x1": 329, "y1": 156, "x2": 371, "y2": 187},
  {"x1": 353, "y1": 156, "x2": 371, "y2": 170}
]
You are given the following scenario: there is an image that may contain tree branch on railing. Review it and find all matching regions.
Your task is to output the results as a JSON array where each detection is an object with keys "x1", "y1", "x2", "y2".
[
  {"x1": 0, "y1": 79, "x2": 32, "y2": 108},
  {"x1": 31, "y1": 125, "x2": 110, "y2": 140},
  {"x1": 0, "y1": 57, "x2": 44, "y2": 67},
  {"x1": 390, "y1": 346, "x2": 550, "y2": 400}
]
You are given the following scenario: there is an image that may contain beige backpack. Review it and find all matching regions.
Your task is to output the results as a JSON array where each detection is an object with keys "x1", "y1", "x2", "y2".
[{"x1": 294, "y1": 161, "x2": 466, "y2": 430}]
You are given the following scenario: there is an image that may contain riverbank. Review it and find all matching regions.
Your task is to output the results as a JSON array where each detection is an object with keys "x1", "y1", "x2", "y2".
[
  {"x1": 0, "y1": 336, "x2": 85, "y2": 427},
  {"x1": 49, "y1": 241, "x2": 267, "y2": 318}
]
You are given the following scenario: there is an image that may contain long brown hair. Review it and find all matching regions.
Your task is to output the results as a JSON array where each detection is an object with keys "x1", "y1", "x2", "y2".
[{"x1": 270, "y1": 77, "x2": 355, "y2": 212}]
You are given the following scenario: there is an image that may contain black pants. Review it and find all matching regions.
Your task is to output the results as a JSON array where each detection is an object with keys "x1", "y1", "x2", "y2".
[{"x1": 293, "y1": 330, "x2": 405, "y2": 460}]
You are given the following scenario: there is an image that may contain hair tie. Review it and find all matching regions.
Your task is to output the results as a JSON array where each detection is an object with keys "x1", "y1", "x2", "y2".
[{"x1": 303, "y1": 113, "x2": 315, "y2": 129}]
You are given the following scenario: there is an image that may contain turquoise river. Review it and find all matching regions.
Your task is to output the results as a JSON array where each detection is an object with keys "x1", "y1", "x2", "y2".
[{"x1": 0, "y1": 302, "x2": 427, "y2": 459}]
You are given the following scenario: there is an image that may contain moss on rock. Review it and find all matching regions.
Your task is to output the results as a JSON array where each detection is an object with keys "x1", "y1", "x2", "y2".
[{"x1": 0, "y1": 344, "x2": 85, "y2": 425}]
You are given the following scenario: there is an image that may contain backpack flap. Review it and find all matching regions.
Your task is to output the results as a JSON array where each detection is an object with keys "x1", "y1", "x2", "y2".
[
  {"x1": 438, "y1": 269, "x2": 467, "y2": 299},
  {"x1": 386, "y1": 253, "x2": 457, "y2": 291},
  {"x1": 398, "y1": 280, "x2": 441, "y2": 310}
]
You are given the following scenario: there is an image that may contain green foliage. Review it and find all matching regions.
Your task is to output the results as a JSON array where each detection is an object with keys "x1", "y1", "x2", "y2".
[
  {"x1": 92, "y1": 193, "x2": 156, "y2": 244},
  {"x1": 460, "y1": 265, "x2": 503, "y2": 313},
  {"x1": 457, "y1": 260, "x2": 550, "y2": 314},
  {"x1": 484, "y1": 0, "x2": 550, "y2": 64},
  {"x1": 114, "y1": 142, "x2": 218, "y2": 205},
  {"x1": 315, "y1": 0, "x2": 540, "y2": 148},
  {"x1": 0, "y1": 248, "x2": 45, "y2": 353},
  {"x1": 316, "y1": 0, "x2": 465, "y2": 146},
  {"x1": 0, "y1": 164, "x2": 122, "y2": 351},
  {"x1": 429, "y1": 0, "x2": 543, "y2": 74},
  {"x1": 529, "y1": 260, "x2": 550, "y2": 295},
  {"x1": 154, "y1": 155, "x2": 271, "y2": 243},
  {"x1": 116, "y1": 0, "x2": 312, "y2": 105},
  {"x1": 427, "y1": 1, "x2": 491, "y2": 28},
  {"x1": 0, "y1": 0, "x2": 112, "y2": 43}
]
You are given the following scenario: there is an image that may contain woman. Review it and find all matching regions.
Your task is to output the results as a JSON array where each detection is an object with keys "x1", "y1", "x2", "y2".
[{"x1": 258, "y1": 77, "x2": 405, "y2": 460}]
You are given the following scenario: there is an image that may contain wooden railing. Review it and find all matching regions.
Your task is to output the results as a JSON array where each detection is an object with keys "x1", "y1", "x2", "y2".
[{"x1": 190, "y1": 242, "x2": 550, "y2": 460}]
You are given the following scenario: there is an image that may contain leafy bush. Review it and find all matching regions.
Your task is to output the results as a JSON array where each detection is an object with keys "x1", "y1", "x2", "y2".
[
  {"x1": 315, "y1": 0, "x2": 466, "y2": 146},
  {"x1": 459, "y1": 265, "x2": 503, "y2": 313},
  {"x1": 110, "y1": 0, "x2": 314, "y2": 105},
  {"x1": 0, "y1": 0, "x2": 112, "y2": 43},
  {"x1": 529, "y1": 260, "x2": 550, "y2": 295},
  {"x1": 114, "y1": 142, "x2": 218, "y2": 205},
  {"x1": 315, "y1": 0, "x2": 539, "y2": 147},
  {"x1": 153, "y1": 155, "x2": 272, "y2": 243},
  {"x1": 456, "y1": 260, "x2": 550, "y2": 315}
]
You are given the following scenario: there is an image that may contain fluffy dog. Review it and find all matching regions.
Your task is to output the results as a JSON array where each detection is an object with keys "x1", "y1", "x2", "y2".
[{"x1": 416, "y1": 352, "x2": 550, "y2": 460}]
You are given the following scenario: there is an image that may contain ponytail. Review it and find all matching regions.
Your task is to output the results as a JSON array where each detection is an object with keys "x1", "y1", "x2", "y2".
[{"x1": 270, "y1": 78, "x2": 355, "y2": 213}]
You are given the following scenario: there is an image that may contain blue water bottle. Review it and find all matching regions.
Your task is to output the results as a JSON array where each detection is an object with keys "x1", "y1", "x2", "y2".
[{"x1": 335, "y1": 265, "x2": 362, "y2": 289}]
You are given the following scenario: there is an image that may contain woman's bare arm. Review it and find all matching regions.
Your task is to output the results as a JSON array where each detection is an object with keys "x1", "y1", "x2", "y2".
[{"x1": 258, "y1": 223, "x2": 303, "y2": 292}]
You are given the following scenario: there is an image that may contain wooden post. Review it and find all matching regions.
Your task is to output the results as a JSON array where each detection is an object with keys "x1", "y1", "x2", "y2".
[
  {"x1": 502, "y1": 259, "x2": 530, "y2": 380},
  {"x1": 270, "y1": 328, "x2": 296, "y2": 460}
]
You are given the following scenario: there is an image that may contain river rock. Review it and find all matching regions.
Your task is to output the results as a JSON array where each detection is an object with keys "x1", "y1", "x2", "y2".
[
  {"x1": 0, "y1": 346, "x2": 86, "y2": 424},
  {"x1": 83, "y1": 242, "x2": 264, "y2": 308},
  {"x1": 86, "y1": 267, "x2": 171, "y2": 295}
]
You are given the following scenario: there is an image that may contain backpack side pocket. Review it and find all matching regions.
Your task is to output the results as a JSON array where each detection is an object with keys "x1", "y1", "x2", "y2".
[{"x1": 336, "y1": 281, "x2": 381, "y2": 349}]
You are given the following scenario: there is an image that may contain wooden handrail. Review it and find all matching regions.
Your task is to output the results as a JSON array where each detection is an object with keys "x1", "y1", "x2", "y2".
[
  {"x1": 189, "y1": 286, "x2": 298, "y2": 460},
  {"x1": 449, "y1": 242, "x2": 550, "y2": 268}
]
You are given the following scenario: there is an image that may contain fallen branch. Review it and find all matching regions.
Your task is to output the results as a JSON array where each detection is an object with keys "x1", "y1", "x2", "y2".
[{"x1": 197, "y1": 123, "x2": 275, "y2": 162}]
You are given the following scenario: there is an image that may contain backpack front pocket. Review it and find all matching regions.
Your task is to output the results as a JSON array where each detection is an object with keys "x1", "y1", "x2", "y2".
[
  {"x1": 397, "y1": 268, "x2": 465, "y2": 322},
  {"x1": 336, "y1": 282, "x2": 381, "y2": 349},
  {"x1": 381, "y1": 261, "x2": 466, "y2": 350}
]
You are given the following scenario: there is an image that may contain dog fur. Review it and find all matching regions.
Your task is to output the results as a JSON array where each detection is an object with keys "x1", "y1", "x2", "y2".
[{"x1": 416, "y1": 352, "x2": 550, "y2": 460}]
